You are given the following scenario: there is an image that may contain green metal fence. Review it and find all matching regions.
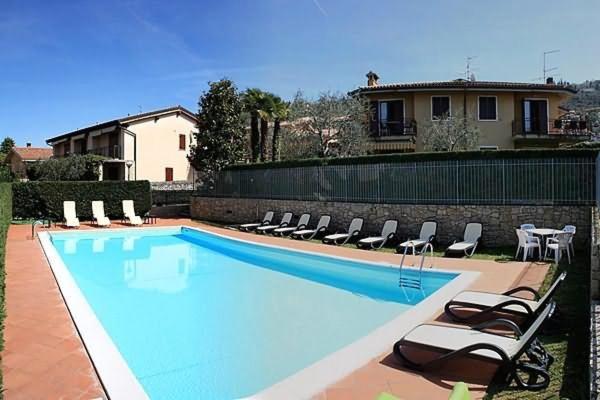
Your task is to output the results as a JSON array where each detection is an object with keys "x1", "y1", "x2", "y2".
[{"x1": 198, "y1": 156, "x2": 597, "y2": 205}]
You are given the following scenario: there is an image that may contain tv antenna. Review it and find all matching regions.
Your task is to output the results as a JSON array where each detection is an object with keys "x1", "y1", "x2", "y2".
[
  {"x1": 465, "y1": 56, "x2": 477, "y2": 80},
  {"x1": 543, "y1": 49, "x2": 560, "y2": 81}
]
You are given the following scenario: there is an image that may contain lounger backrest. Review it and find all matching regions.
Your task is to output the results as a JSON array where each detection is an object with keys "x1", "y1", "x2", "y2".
[
  {"x1": 419, "y1": 221, "x2": 437, "y2": 241},
  {"x1": 123, "y1": 200, "x2": 136, "y2": 217},
  {"x1": 512, "y1": 302, "x2": 554, "y2": 358},
  {"x1": 92, "y1": 201, "x2": 105, "y2": 219},
  {"x1": 63, "y1": 201, "x2": 76, "y2": 219},
  {"x1": 381, "y1": 220, "x2": 398, "y2": 238},
  {"x1": 316, "y1": 215, "x2": 331, "y2": 230},
  {"x1": 348, "y1": 218, "x2": 363, "y2": 233},
  {"x1": 263, "y1": 211, "x2": 274, "y2": 223},
  {"x1": 537, "y1": 272, "x2": 567, "y2": 309},
  {"x1": 280, "y1": 212, "x2": 293, "y2": 225},
  {"x1": 464, "y1": 223, "x2": 482, "y2": 243},
  {"x1": 520, "y1": 223, "x2": 536, "y2": 231},
  {"x1": 297, "y1": 213, "x2": 311, "y2": 227}
]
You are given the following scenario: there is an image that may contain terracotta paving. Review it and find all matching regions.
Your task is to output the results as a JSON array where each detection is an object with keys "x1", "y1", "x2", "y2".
[{"x1": 1, "y1": 219, "x2": 549, "y2": 400}]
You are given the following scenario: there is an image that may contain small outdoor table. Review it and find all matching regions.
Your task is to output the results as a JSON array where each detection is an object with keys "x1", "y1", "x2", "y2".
[{"x1": 526, "y1": 228, "x2": 563, "y2": 252}]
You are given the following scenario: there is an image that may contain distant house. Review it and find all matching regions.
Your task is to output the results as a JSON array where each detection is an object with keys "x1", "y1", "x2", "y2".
[
  {"x1": 5, "y1": 144, "x2": 53, "y2": 179},
  {"x1": 46, "y1": 106, "x2": 198, "y2": 182},
  {"x1": 351, "y1": 72, "x2": 589, "y2": 153}
]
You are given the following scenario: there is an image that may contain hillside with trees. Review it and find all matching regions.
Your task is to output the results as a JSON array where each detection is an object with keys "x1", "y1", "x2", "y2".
[{"x1": 565, "y1": 80, "x2": 600, "y2": 110}]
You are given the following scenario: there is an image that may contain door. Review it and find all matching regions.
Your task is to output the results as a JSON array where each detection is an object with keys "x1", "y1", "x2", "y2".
[
  {"x1": 379, "y1": 100, "x2": 404, "y2": 136},
  {"x1": 522, "y1": 100, "x2": 548, "y2": 134},
  {"x1": 165, "y1": 167, "x2": 173, "y2": 182}
]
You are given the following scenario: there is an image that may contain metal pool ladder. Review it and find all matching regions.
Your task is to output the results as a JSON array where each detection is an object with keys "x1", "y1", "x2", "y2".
[
  {"x1": 31, "y1": 220, "x2": 45, "y2": 240},
  {"x1": 398, "y1": 242, "x2": 434, "y2": 290}
]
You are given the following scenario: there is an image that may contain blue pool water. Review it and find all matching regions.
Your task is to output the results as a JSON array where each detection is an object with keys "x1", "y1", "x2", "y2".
[{"x1": 50, "y1": 227, "x2": 457, "y2": 399}]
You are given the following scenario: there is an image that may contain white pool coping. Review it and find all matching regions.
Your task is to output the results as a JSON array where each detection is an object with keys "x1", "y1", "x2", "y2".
[{"x1": 40, "y1": 225, "x2": 480, "y2": 400}]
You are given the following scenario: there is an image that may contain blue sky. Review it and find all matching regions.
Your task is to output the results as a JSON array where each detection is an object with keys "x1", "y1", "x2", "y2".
[{"x1": 1, "y1": 0, "x2": 599, "y2": 146}]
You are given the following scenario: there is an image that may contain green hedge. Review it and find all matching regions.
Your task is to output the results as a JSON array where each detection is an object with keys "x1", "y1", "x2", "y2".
[
  {"x1": 12, "y1": 181, "x2": 152, "y2": 220},
  {"x1": 224, "y1": 148, "x2": 599, "y2": 171},
  {"x1": 0, "y1": 183, "x2": 12, "y2": 393}
]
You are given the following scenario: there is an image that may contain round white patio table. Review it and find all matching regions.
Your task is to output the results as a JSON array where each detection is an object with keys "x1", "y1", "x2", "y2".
[{"x1": 525, "y1": 228, "x2": 563, "y2": 253}]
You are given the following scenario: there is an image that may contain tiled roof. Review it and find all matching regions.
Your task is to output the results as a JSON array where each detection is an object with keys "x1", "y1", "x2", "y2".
[
  {"x1": 350, "y1": 80, "x2": 577, "y2": 94},
  {"x1": 11, "y1": 147, "x2": 53, "y2": 161}
]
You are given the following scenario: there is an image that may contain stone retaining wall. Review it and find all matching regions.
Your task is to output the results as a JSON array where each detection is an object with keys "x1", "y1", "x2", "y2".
[
  {"x1": 191, "y1": 196, "x2": 591, "y2": 249},
  {"x1": 592, "y1": 207, "x2": 600, "y2": 299}
]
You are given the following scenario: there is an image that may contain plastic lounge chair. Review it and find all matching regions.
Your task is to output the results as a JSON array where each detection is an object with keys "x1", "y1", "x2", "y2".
[
  {"x1": 322, "y1": 218, "x2": 363, "y2": 245},
  {"x1": 91, "y1": 201, "x2": 111, "y2": 227},
  {"x1": 393, "y1": 303, "x2": 556, "y2": 391},
  {"x1": 273, "y1": 213, "x2": 311, "y2": 236},
  {"x1": 122, "y1": 200, "x2": 143, "y2": 226},
  {"x1": 239, "y1": 211, "x2": 274, "y2": 232},
  {"x1": 397, "y1": 221, "x2": 437, "y2": 255},
  {"x1": 446, "y1": 223, "x2": 482, "y2": 257},
  {"x1": 291, "y1": 215, "x2": 331, "y2": 240},
  {"x1": 63, "y1": 201, "x2": 80, "y2": 228},
  {"x1": 356, "y1": 219, "x2": 398, "y2": 250},
  {"x1": 445, "y1": 272, "x2": 566, "y2": 325},
  {"x1": 255, "y1": 212, "x2": 293, "y2": 234}
]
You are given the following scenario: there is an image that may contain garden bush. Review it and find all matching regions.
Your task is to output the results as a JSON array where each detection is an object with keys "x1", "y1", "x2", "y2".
[
  {"x1": 0, "y1": 183, "x2": 12, "y2": 393},
  {"x1": 12, "y1": 181, "x2": 151, "y2": 220}
]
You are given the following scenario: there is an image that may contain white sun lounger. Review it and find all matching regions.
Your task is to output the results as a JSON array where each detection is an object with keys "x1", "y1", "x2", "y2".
[
  {"x1": 291, "y1": 215, "x2": 331, "y2": 240},
  {"x1": 92, "y1": 201, "x2": 111, "y2": 227},
  {"x1": 273, "y1": 213, "x2": 311, "y2": 236},
  {"x1": 445, "y1": 272, "x2": 566, "y2": 325},
  {"x1": 322, "y1": 218, "x2": 363, "y2": 245},
  {"x1": 356, "y1": 219, "x2": 398, "y2": 250},
  {"x1": 239, "y1": 211, "x2": 274, "y2": 232},
  {"x1": 446, "y1": 222, "x2": 482, "y2": 257},
  {"x1": 122, "y1": 200, "x2": 143, "y2": 226},
  {"x1": 63, "y1": 201, "x2": 80, "y2": 228},
  {"x1": 394, "y1": 303, "x2": 555, "y2": 391},
  {"x1": 398, "y1": 221, "x2": 437, "y2": 254},
  {"x1": 256, "y1": 212, "x2": 293, "y2": 234}
]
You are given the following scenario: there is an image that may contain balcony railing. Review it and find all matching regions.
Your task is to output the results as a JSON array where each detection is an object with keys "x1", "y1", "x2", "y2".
[
  {"x1": 89, "y1": 145, "x2": 122, "y2": 159},
  {"x1": 512, "y1": 118, "x2": 591, "y2": 138},
  {"x1": 374, "y1": 119, "x2": 417, "y2": 138}
]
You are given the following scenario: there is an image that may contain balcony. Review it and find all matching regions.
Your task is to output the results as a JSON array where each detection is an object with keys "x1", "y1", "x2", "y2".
[
  {"x1": 373, "y1": 119, "x2": 417, "y2": 139},
  {"x1": 512, "y1": 118, "x2": 591, "y2": 140},
  {"x1": 89, "y1": 145, "x2": 122, "y2": 159}
]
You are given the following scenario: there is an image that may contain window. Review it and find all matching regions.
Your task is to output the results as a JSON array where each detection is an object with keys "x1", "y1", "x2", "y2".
[
  {"x1": 378, "y1": 100, "x2": 405, "y2": 136},
  {"x1": 431, "y1": 96, "x2": 450, "y2": 119},
  {"x1": 179, "y1": 134, "x2": 186, "y2": 150},
  {"x1": 165, "y1": 167, "x2": 173, "y2": 182},
  {"x1": 478, "y1": 96, "x2": 497, "y2": 121}
]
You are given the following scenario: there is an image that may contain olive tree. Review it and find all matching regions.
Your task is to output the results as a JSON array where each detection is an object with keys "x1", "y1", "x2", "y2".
[{"x1": 421, "y1": 109, "x2": 480, "y2": 151}]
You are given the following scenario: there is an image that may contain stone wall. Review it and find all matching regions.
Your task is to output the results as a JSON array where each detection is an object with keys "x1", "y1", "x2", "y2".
[
  {"x1": 191, "y1": 196, "x2": 591, "y2": 249},
  {"x1": 592, "y1": 207, "x2": 600, "y2": 299},
  {"x1": 151, "y1": 181, "x2": 194, "y2": 191}
]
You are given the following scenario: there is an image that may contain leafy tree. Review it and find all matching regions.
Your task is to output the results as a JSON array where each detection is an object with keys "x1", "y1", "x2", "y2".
[
  {"x1": 188, "y1": 79, "x2": 246, "y2": 185},
  {"x1": 421, "y1": 109, "x2": 480, "y2": 151},
  {"x1": 0, "y1": 164, "x2": 14, "y2": 182},
  {"x1": 242, "y1": 88, "x2": 265, "y2": 162},
  {"x1": 257, "y1": 94, "x2": 275, "y2": 162},
  {"x1": 0, "y1": 137, "x2": 15, "y2": 155},
  {"x1": 280, "y1": 91, "x2": 371, "y2": 159},
  {"x1": 27, "y1": 154, "x2": 105, "y2": 181},
  {"x1": 271, "y1": 97, "x2": 290, "y2": 161}
]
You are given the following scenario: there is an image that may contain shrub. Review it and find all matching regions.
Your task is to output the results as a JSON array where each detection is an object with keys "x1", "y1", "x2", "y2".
[
  {"x1": 12, "y1": 181, "x2": 151, "y2": 220},
  {"x1": 0, "y1": 183, "x2": 12, "y2": 392},
  {"x1": 27, "y1": 154, "x2": 105, "y2": 181}
]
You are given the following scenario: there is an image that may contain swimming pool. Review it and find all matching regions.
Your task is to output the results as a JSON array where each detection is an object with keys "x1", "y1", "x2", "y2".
[{"x1": 40, "y1": 226, "x2": 476, "y2": 400}]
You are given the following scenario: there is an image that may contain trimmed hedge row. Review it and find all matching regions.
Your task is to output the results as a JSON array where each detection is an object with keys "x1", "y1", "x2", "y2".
[
  {"x1": 12, "y1": 181, "x2": 152, "y2": 220},
  {"x1": 0, "y1": 183, "x2": 12, "y2": 393},
  {"x1": 225, "y1": 148, "x2": 599, "y2": 171}
]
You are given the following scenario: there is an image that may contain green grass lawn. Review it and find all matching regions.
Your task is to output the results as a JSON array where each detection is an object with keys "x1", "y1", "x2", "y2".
[{"x1": 194, "y1": 219, "x2": 589, "y2": 399}]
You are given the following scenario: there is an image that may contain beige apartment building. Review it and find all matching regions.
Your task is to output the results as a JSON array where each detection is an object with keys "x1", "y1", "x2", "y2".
[
  {"x1": 46, "y1": 106, "x2": 198, "y2": 182},
  {"x1": 352, "y1": 72, "x2": 589, "y2": 153}
]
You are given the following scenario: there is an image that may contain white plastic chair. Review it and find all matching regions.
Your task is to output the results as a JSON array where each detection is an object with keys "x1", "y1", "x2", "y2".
[
  {"x1": 92, "y1": 201, "x2": 111, "y2": 227},
  {"x1": 562, "y1": 225, "x2": 576, "y2": 255},
  {"x1": 122, "y1": 200, "x2": 143, "y2": 226},
  {"x1": 63, "y1": 201, "x2": 80, "y2": 228},
  {"x1": 515, "y1": 229, "x2": 541, "y2": 261},
  {"x1": 520, "y1": 223, "x2": 536, "y2": 238},
  {"x1": 545, "y1": 232, "x2": 572, "y2": 264}
]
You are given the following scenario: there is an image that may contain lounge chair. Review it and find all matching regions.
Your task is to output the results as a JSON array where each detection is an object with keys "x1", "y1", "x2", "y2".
[
  {"x1": 255, "y1": 212, "x2": 293, "y2": 234},
  {"x1": 356, "y1": 219, "x2": 398, "y2": 250},
  {"x1": 445, "y1": 223, "x2": 482, "y2": 257},
  {"x1": 273, "y1": 213, "x2": 311, "y2": 237},
  {"x1": 393, "y1": 303, "x2": 555, "y2": 391},
  {"x1": 63, "y1": 201, "x2": 80, "y2": 228},
  {"x1": 445, "y1": 272, "x2": 566, "y2": 325},
  {"x1": 291, "y1": 215, "x2": 331, "y2": 240},
  {"x1": 322, "y1": 218, "x2": 363, "y2": 245},
  {"x1": 91, "y1": 201, "x2": 111, "y2": 227},
  {"x1": 397, "y1": 221, "x2": 437, "y2": 255},
  {"x1": 239, "y1": 211, "x2": 274, "y2": 232},
  {"x1": 122, "y1": 200, "x2": 143, "y2": 226}
]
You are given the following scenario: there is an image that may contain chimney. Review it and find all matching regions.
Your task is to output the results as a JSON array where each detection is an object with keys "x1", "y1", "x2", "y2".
[
  {"x1": 366, "y1": 71, "x2": 379, "y2": 87},
  {"x1": 26, "y1": 142, "x2": 31, "y2": 148},
  {"x1": 546, "y1": 77, "x2": 554, "y2": 84}
]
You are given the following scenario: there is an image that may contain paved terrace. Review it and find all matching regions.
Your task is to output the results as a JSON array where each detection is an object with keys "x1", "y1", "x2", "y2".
[{"x1": 1, "y1": 219, "x2": 548, "y2": 400}]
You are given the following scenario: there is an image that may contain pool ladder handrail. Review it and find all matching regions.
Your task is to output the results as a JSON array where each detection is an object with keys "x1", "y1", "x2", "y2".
[
  {"x1": 398, "y1": 242, "x2": 434, "y2": 290},
  {"x1": 31, "y1": 219, "x2": 45, "y2": 240}
]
